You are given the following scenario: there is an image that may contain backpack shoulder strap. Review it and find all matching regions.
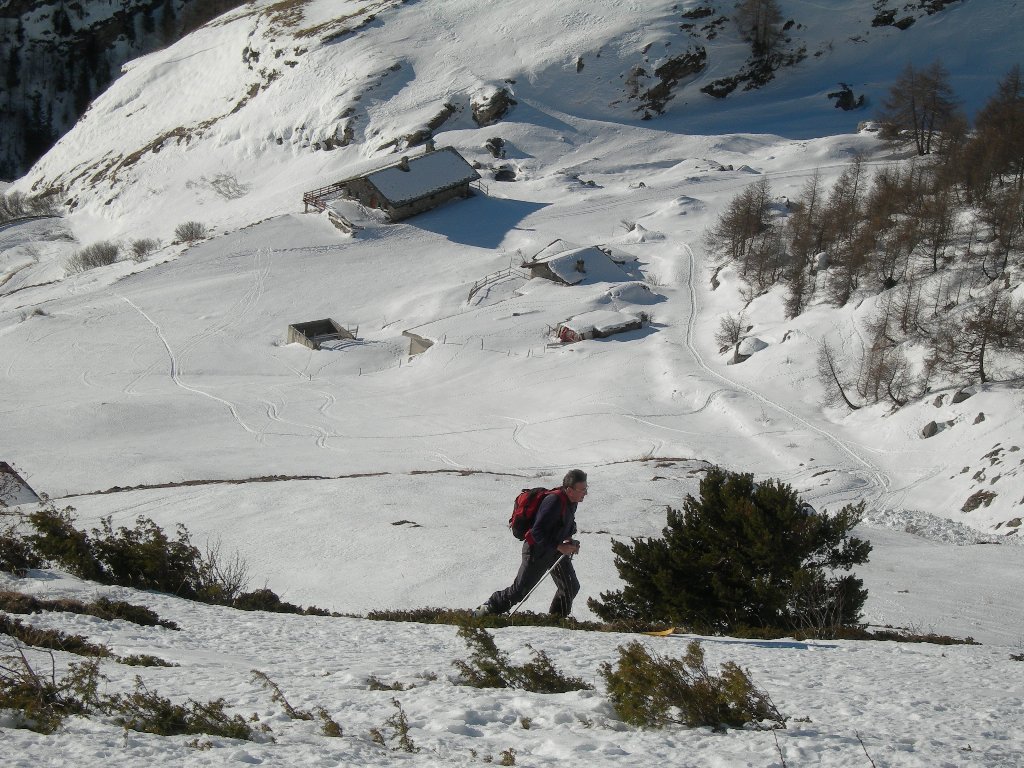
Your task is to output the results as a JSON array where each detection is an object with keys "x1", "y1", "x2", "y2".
[{"x1": 549, "y1": 488, "x2": 569, "y2": 517}]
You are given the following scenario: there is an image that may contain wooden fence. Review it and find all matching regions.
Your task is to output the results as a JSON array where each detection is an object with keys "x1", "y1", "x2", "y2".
[
  {"x1": 467, "y1": 266, "x2": 529, "y2": 302},
  {"x1": 302, "y1": 181, "x2": 349, "y2": 212}
]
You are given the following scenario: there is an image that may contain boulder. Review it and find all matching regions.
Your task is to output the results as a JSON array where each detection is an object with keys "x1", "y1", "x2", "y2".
[
  {"x1": 484, "y1": 136, "x2": 505, "y2": 158},
  {"x1": 638, "y1": 48, "x2": 708, "y2": 114},
  {"x1": 493, "y1": 165, "x2": 517, "y2": 182},
  {"x1": 974, "y1": 412, "x2": 985, "y2": 424},
  {"x1": 921, "y1": 421, "x2": 939, "y2": 439},
  {"x1": 737, "y1": 336, "x2": 768, "y2": 356},
  {"x1": 827, "y1": 83, "x2": 865, "y2": 111},
  {"x1": 951, "y1": 389, "x2": 973, "y2": 404},
  {"x1": 471, "y1": 86, "x2": 517, "y2": 126},
  {"x1": 731, "y1": 336, "x2": 767, "y2": 365}
]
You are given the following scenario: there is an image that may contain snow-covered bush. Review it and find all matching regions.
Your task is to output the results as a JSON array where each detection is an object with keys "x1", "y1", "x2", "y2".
[
  {"x1": 251, "y1": 669, "x2": 343, "y2": 736},
  {"x1": 106, "y1": 680, "x2": 255, "y2": 739},
  {"x1": 370, "y1": 698, "x2": 419, "y2": 752},
  {"x1": 0, "y1": 591, "x2": 177, "y2": 630}
]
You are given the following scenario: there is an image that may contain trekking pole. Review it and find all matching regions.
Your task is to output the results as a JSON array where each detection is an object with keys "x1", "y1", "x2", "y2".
[{"x1": 508, "y1": 554, "x2": 566, "y2": 618}]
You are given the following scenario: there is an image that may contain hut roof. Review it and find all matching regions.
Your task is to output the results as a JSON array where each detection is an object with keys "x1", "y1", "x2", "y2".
[
  {"x1": 364, "y1": 147, "x2": 480, "y2": 206},
  {"x1": 526, "y1": 243, "x2": 629, "y2": 285},
  {"x1": 561, "y1": 309, "x2": 640, "y2": 335},
  {"x1": 530, "y1": 239, "x2": 636, "y2": 265}
]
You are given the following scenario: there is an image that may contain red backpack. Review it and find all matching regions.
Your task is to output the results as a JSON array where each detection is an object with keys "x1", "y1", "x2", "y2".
[{"x1": 509, "y1": 487, "x2": 565, "y2": 540}]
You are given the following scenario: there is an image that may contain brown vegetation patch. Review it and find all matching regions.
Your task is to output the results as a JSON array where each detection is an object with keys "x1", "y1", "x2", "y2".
[{"x1": 0, "y1": 590, "x2": 178, "y2": 630}]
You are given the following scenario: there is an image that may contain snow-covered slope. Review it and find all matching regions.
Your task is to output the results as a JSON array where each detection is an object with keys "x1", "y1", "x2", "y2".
[
  {"x1": 18, "y1": 0, "x2": 1022, "y2": 242},
  {"x1": 0, "y1": 0, "x2": 1019, "y2": 566},
  {"x1": 2, "y1": 0, "x2": 1024, "y2": 764},
  {"x1": 2, "y1": 0, "x2": 1021, "y2": 525},
  {"x1": 3, "y1": 560, "x2": 1023, "y2": 768}
]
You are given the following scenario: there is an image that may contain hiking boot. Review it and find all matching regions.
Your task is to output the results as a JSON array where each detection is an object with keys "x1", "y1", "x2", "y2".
[{"x1": 471, "y1": 603, "x2": 494, "y2": 618}]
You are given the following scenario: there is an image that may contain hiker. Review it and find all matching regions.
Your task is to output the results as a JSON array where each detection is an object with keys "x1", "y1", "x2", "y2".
[{"x1": 475, "y1": 469, "x2": 587, "y2": 618}]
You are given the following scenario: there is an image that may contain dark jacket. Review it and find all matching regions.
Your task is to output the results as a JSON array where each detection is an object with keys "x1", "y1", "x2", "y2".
[{"x1": 527, "y1": 489, "x2": 577, "y2": 556}]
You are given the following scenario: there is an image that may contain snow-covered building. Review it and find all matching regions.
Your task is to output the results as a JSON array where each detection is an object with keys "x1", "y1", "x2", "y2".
[
  {"x1": 303, "y1": 145, "x2": 480, "y2": 221},
  {"x1": 556, "y1": 309, "x2": 644, "y2": 343},
  {"x1": 522, "y1": 239, "x2": 632, "y2": 285}
]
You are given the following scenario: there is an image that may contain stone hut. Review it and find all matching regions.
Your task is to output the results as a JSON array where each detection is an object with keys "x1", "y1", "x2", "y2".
[{"x1": 287, "y1": 319, "x2": 356, "y2": 350}]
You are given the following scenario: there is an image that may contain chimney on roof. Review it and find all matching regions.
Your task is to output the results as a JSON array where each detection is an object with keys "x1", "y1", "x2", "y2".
[
  {"x1": 399, "y1": 156, "x2": 410, "y2": 171},
  {"x1": 576, "y1": 258, "x2": 586, "y2": 273}
]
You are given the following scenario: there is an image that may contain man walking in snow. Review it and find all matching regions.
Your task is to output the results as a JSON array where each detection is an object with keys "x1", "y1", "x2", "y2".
[{"x1": 475, "y1": 469, "x2": 587, "y2": 618}]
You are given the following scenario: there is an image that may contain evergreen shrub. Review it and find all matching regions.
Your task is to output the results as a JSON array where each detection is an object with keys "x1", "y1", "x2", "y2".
[
  {"x1": 600, "y1": 639, "x2": 785, "y2": 730},
  {"x1": 0, "y1": 590, "x2": 178, "y2": 630},
  {"x1": 0, "y1": 614, "x2": 111, "y2": 657},
  {"x1": 0, "y1": 524, "x2": 42, "y2": 575},
  {"x1": 452, "y1": 624, "x2": 592, "y2": 693},
  {"x1": 588, "y1": 468, "x2": 871, "y2": 635},
  {"x1": 107, "y1": 678, "x2": 254, "y2": 739},
  {"x1": 23, "y1": 502, "x2": 329, "y2": 613},
  {"x1": 0, "y1": 656, "x2": 101, "y2": 733}
]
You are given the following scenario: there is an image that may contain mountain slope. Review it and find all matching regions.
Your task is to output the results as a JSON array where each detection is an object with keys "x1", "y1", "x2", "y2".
[
  {"x1": 19, "y1": 0, "x2": 1020, "y2": 241},
  {"x1": 1, "y1": 4, "x2": 1023, "y2": 763},
  {"x1": 1, "y1": 0, "x2": 1021, "y2": 643}
]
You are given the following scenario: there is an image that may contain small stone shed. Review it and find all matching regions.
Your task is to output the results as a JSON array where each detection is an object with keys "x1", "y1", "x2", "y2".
[
  {"x1": 304, "y1": 145, "x2": 481, "y2": 221},
  {"x1": 287, "y1": 319, "x2": 356, "y2": 350},
  {"x1": 556, "y1": 310, "x2": 644, "y2": 343},
  {"x1": 521, "y1": 240, "x2": 631, "y2": 285},
  {"x1": 0, "y1": 461, "x2": 39, "y2": 507}
]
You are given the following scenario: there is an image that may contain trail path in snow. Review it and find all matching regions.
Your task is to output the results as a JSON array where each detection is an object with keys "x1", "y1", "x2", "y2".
[
  {"x1": 678, "y1": 242, "x2": 890, "y2": 510},
  {"x1": 120, "y1": 295, "x2": 258, "y2": 435}
]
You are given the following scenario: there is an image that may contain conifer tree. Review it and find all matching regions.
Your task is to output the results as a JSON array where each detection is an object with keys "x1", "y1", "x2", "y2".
[{"x1": 589, "y1": 468, "x2": 871, "y2": 635}]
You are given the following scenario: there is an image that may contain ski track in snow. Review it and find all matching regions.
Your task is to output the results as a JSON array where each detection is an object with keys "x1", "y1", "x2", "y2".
[
  {"x1": 678, "y1": 242, "x2": 891, "y2": 509},
  {"x1": 120, "y1": 295, "x2": 258, "y2": 435},
  {"x1": 260, "y1": 396, "x2": 337, "y2": 450}
]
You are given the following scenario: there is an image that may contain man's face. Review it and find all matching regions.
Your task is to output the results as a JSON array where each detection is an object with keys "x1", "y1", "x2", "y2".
[{"x1": 565, "y1": 481, "x2": 588, "y2": 504}]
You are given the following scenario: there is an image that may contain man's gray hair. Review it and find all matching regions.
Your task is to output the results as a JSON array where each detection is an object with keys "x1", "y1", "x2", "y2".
[{"x1": 562, "y1": 469, "x2": 588, "y2": 488}]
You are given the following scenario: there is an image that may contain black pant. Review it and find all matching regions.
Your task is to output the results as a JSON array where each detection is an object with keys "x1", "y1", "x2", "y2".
[{"x1": 488, "y1": 542, "x2": 580, "y2": 617}]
